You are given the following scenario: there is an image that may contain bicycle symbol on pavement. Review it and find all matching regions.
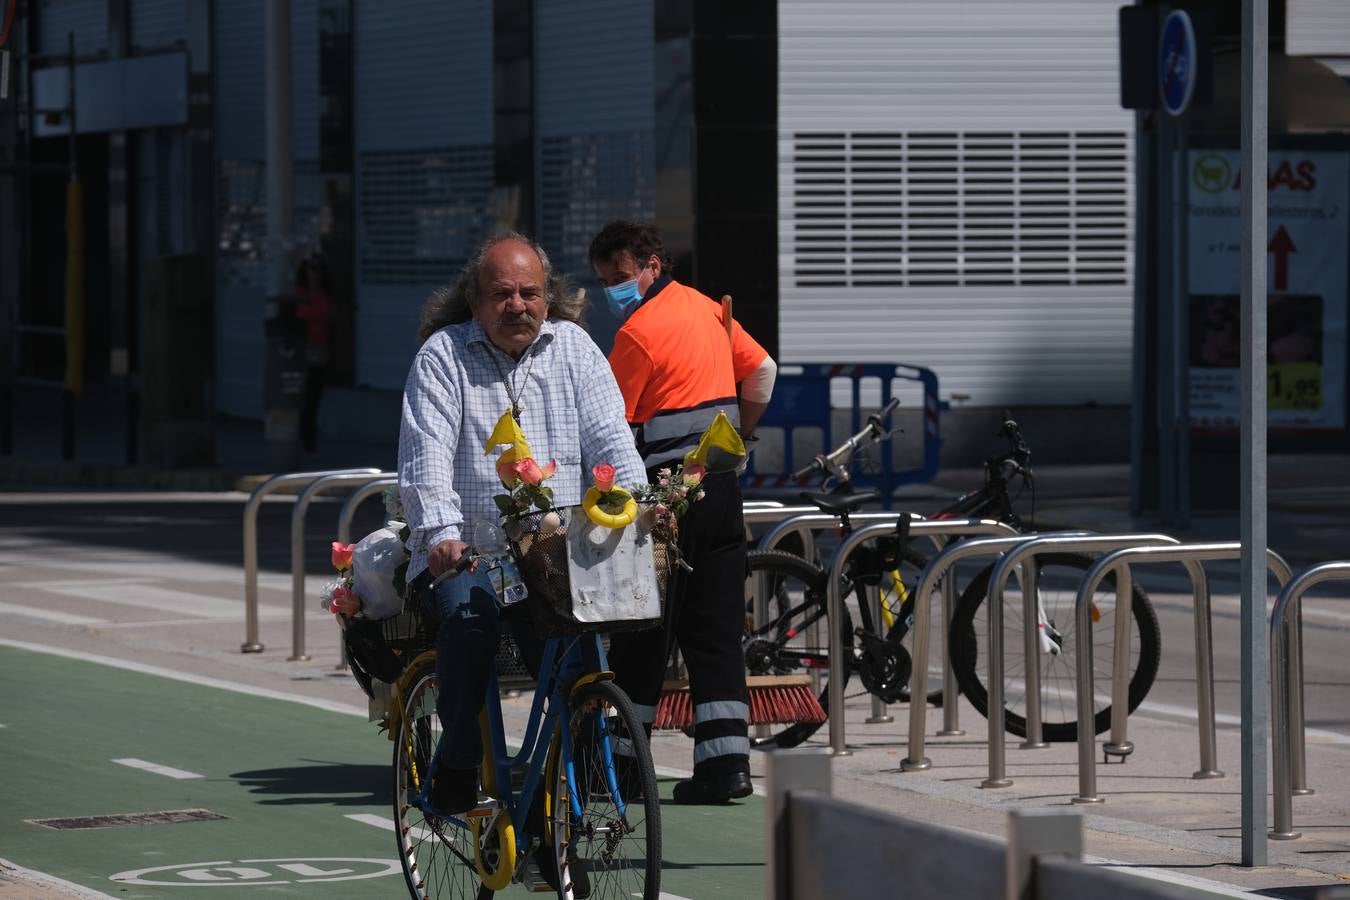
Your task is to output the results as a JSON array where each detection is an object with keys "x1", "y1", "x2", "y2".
[{"x1": 110, "y1": 857, "x2": 400, "y2": 886}]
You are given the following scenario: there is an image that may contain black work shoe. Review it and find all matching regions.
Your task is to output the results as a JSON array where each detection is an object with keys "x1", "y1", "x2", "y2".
[
  {"x1": 537, "y1": 841, "x2": 590, "y2": 899},
  {"x1": 672, "y1": 770, "x2": 753, "y2": 805},
  {"x1": 423, "y1": 765, "x2": 479, "y2": 817}
]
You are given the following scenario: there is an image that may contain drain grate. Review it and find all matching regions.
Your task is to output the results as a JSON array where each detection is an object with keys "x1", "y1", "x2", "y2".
[{"x1": 26, "y1": 808, "x2": 228, "y2": 830}]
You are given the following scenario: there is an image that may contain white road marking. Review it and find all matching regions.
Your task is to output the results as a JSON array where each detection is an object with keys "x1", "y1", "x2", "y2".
[
  {"x1": 1136, "y1": 699, "x2": 1350, "y2": 745},
  {"x1": 0, "y1": 639, "x2": 369, "y2": 719},
  {"x1": 0, "y1": 601, "x2": 105, "y2": 626},
  {"x1": 33, "y1": 583, "x2": 244, "y2": 618},
  {"x1": 345, "y1": 813, "x2": 430, "y2": 843},
  {"x1": 112, "y1": 758, "x2": 206, "y2": 780}
]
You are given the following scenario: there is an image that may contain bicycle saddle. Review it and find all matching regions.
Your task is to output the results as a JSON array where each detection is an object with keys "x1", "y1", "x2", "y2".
[{"x1": 800, "y1": 488, "x2": 881, "y2": 515}]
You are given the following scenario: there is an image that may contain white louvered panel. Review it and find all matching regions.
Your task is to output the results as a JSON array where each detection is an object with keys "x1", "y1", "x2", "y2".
[
  {"x1": 353, "y1": 2, "x2": 493, "y2": 391},
  {"x1": 779, "y1": 0, "x2": 1135, "y2": 407},
  {"x1": 1287, "y1": 0, "x2": 1350, "y2": 57},
  {"x1": 130, "y1": 0, "x2": 185, "y2": 52},
  {"x1": 780, "y1": 1, "x2": 1127, "y2": 131},
  {"x1": 535, "y1": 0, "x2": 654, "y2": 138},
  {"x1": 38, "y1": 0, "x2": 108, "y2": 56},
  {"x1": 355, "y1": 0, "x2": 491, "y2": 150}
]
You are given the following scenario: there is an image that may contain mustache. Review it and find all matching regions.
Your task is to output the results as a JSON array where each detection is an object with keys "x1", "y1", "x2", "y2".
[{"x1": 497, "y1": 312, "x2": 542, "y2": 327}]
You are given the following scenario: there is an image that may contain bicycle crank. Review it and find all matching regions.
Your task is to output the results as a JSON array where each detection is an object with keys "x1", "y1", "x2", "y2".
[{"x1": 855, "y1": 630, "x2": 912, "y2": 703}]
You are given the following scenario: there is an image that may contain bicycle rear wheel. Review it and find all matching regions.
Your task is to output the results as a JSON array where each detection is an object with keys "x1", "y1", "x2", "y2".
[
  {"x1": 393, "y1": 657, "x2": 492, "y2": 900},
  {"x1": 743, "y1": 549, "x2": 852, "y2": 749},
  {"x1": 552, "y1": 679, "x2": 661, "y2": 899},
  {"x1": 948, "y1": 552, "x2": 1161, "y2": 742}
]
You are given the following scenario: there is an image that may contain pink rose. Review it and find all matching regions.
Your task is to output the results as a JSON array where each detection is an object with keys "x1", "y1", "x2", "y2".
[
  {"x1": 682, "y1": 462, "x2": 706, "y2": 486},
  {"x1": 330, "y1": 584, "x2": 360, "y2": 616},
  {"x1": 653, "y1": 503, "x2": 669, "y2": 517},
  {"x1": 592, "y1": 463, "x2": 616, "y2": 493},
  {"x1": 497, "y1": 455, "x2": 520, "y2": 488},
  {"x1": 513, "y1": 457, "x2": 557, "y2": 486},
  {"x1": 331, "y1": 541, "x2": 354, "y2": 571}
]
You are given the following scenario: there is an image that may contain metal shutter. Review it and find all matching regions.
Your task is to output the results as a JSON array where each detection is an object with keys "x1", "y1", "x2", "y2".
[
  {"x1": 535, "y1": 0, "x2": 655, "y2": 336},
  {"x1": 37, "y1": 0, "x2": 108, "y2": 56},
  {"x1": 1287, "y1": 0, "x2": 1350, "y2": 57},
  {"x1": 212, "y1": 0, "x2": 320, "y2": 418},
  {"x1": 130, "y1": 0, "x2": 185, "y2": 53},
  {"x1": 779, "y1": 0, "x2": 1135, "y2": 406},
  {"x1": 353, "y1": 0, "x2": 493, "y2": 391}
]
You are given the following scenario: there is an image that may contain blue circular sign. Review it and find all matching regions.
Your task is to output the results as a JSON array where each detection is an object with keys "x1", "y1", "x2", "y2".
[{"x1": 1159, "y1": 10, "x2": 1197, "y2": 116}]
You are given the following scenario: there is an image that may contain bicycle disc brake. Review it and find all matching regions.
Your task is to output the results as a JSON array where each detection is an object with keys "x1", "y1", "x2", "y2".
[{"x1": 855, "y1": 630, "x2": 911, "y2": 703}]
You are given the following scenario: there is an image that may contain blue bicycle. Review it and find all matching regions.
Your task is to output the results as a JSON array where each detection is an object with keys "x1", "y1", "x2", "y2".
[{"x1": 388, "y1": 571, "x2": 662, "y2": 899}]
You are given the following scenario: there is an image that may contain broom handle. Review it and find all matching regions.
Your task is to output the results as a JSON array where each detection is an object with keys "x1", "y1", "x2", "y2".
[{"x1": 721, "y1": 295, "x2": 734, "y2": 347}]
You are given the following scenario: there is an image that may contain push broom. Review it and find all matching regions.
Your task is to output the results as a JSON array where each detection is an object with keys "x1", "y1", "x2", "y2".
[{"x1": 651, "y1": 294, "x2": 828, "y2": 732}]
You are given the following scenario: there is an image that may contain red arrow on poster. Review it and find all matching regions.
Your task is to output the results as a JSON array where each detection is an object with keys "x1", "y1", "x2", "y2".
[{"x1": 1268, "y1": 225, "x2": 1297, "y2": 291}]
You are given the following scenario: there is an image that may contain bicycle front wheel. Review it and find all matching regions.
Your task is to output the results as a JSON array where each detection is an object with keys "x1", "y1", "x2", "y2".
[
  {"x1": 552, "y1": 679, "x2": 661, "y2": 899},
  {"x1": 393, "y1": 658, "x2": 492, "y2": 900},
  {"x1": 948, "y1": 552, "x2": 1161, "y2": 742},
  {"x1": 743, "y1": 549, "x2": 852, "y2": 749}
]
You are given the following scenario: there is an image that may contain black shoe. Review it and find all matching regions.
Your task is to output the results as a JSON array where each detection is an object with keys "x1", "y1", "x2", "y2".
[
  {"x1": 672, "y1": 770, "x2": 753, "y2": 805},
  {"x1": 537, "y1": 840, "x2": 590, "y2": 899},
  {"x1": 423, "y1": 765, "x2": 479, "y2": 817}
]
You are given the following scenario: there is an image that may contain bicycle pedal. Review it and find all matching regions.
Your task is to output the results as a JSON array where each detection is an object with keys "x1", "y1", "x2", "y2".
[{"x1": 463, "y1": 797, "x2": 498, "y2": 818}]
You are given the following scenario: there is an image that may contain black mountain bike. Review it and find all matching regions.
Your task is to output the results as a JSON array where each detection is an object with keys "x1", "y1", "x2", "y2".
[{"x1": 742, "y1": 402, "x2": 1161, "y2": 748}]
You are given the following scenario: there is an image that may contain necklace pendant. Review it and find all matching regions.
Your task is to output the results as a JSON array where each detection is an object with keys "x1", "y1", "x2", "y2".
[{"x1": 511, "y1": 402, "x2": 523, "y2": 419}]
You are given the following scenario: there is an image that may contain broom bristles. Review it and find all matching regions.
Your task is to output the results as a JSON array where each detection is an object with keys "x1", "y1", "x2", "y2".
[{"x1": 653, "y1": 677, "x2": 826, "y2": 729}]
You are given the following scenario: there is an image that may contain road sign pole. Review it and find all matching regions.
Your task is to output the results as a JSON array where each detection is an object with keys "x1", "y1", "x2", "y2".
[{"x1": 1239, "y1": 0, "x2": 1269, "y2": 868}]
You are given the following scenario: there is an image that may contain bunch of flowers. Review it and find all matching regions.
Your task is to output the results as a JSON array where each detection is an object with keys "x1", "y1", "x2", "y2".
[
  {"x1": 321, "y1": 540, "x2": 362, "y2": 616},
  {"x1": 493, "y1": 453, "x2": 559, "y2": 518},
  {"x1": 633, "y1": 460, "x2": 706, "y2": 524}
]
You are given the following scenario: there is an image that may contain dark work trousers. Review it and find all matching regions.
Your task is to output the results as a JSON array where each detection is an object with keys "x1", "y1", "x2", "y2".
[
  {"x1": 608, "y1": 470, "x2": 750, "y2": 780},
  {"x1": 421, "y1": 567, "x2": 543, "y2": 771}
]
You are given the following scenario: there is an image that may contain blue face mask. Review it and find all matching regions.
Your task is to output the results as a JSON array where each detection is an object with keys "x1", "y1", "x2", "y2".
[{"x1": 604, "y1": 278, "x2": 644, "y2": 319}]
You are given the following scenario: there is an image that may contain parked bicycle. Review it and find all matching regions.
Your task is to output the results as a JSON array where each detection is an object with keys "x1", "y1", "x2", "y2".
[
  {"x1": 383, "y1": 559, "x2": 661, "y2": 899},
  {"x1": 742, "y1": 402, "x2": 1161, "y2": 747}
]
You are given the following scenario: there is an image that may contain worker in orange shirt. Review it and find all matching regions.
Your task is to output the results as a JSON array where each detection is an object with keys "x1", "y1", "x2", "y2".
[{"x1": 590, "y1": 220, "x2": 777, "y2": 804}]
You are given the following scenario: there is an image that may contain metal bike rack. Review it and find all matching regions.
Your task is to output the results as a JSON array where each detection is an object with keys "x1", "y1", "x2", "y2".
[
  {"x1": 982, "y1": 534, "x2": 1184, "y2": 788},
  {"x1": 1271, "y1": 561, "x2": 1350, "y2": 840},
  {"x1": 288, "y1": 471, "x2": 396, "y2": 661},
  {"x1": 241, "y1": 467, "x2": 382, "y2": 653},
  {"x1": 825, "y1": 518, "x2": 1027, "y2": 757},
  {"x1": 900, "y1": 531, "x2": 1093, "y2": 771},
  {"x1": 743, "y1": 500, "x2": 787, "y2": 509},
  {"x1": 754, "y1": 510, "x2": 927, "y2": 725},
  {"x1": 1071, "y1": 543, "x2": 1292, "y2": 805}
]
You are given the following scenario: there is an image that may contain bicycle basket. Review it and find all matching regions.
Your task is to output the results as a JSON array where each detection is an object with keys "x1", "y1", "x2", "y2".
[{"x1": 509, "y1": 506, "x2": 674, "y2": 636}]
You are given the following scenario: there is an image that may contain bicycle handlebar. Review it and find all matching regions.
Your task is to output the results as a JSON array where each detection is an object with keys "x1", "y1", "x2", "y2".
[{"x1": 792, "y1": 397, "x2": 902, "y2": 484}]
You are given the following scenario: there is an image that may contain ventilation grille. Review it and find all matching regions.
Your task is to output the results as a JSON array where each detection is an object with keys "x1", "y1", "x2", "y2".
[
  {"x1": 215, "y1": 159, "x2": 321, "y2": 288},
  {"x1": 790, "y1": 132, "x2": 1132, "y2": 289},
  {"x1": 538, "y1": 131, "x2": 655, "y2": 275},
  {"x1": 358, "y1": 146, "x2": 493, "y2": 285}
]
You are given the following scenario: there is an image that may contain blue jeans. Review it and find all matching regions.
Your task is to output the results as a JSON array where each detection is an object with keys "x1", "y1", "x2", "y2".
[{"x1": 421, "y1": 567, "x2": 540, "y2": 770}]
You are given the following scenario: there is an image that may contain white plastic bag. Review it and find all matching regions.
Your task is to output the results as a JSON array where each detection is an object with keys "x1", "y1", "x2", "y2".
[{"x1": 351, "y1": 526, "x2": 408, "y2": 621}]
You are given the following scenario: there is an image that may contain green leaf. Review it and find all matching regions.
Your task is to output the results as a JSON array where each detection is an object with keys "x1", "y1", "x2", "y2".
[
  {"x1": 538, "y1": 485, "x2": 553, "y2": 500},
  {"x1": 493, "y1": 495, "x2": 515, "y2": 514}
]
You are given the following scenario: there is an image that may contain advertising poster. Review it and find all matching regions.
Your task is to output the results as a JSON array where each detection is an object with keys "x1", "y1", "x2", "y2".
[{"x1": 1187, "y1": 150, "x2": 1347, "y2": 429}]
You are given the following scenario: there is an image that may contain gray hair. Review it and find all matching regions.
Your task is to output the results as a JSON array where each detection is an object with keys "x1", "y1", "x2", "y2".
[{"x1": 417, "y1": 232, "x2": 586, "y2": 344}]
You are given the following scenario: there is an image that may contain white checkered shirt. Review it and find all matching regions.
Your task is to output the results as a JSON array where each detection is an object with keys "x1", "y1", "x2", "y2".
[{"x1": 398, "y1": 317, "x2": 648, "y2": 578}]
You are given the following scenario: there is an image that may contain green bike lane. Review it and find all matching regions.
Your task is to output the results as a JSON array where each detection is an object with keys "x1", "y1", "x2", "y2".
[{"x1": 0, "y1": 644, "x2": 764, "y2": 899}]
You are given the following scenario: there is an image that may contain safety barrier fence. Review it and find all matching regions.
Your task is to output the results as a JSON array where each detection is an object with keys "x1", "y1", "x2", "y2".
[
  {"x1": 1071, "y1": 543, "x2": 1292, "y2": 805},
  {"x1": 1271, "y1": 561, "x2": 1350, "y2": 840},
  {"x1": 765, "y1": 749, "x2": 1237, "y2": 900},
  {"x1": 240, "y1": 467, "x2": 382, "y2": 654}
]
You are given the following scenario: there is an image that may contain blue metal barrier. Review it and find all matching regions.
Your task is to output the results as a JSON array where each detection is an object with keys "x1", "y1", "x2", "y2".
[{"x1": 742, "y1": 363, "x2": 946, "y2": 508}]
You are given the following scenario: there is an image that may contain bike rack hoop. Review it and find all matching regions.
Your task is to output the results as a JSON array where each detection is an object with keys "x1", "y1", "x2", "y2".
[
  {"x1": 241, "y1": 467, "x2": 383, "y2": 653},
  {"x1": 823, "y1": 518, "x2": 1030, "y2": 757},
  {"x1": 1271, "y1": 561, "x2": 1350, "y2": 841},
  {"x1": 900, "y1": 530, "x2": 1094, "y2": 771},
  {"x1": 981, "y1": 533, "x2": 1185, "y2": 788},
  {"x1": 1071, "y1": 543, "x2": 1292, "y2": 806}
]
